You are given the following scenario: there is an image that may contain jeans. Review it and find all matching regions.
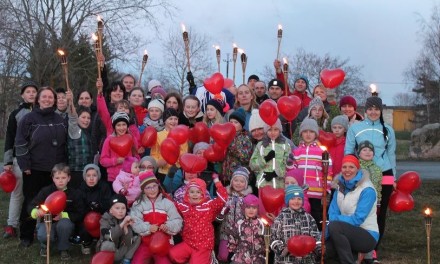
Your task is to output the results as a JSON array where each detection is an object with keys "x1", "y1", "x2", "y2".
[
  {"x1": 37, "y1": 218, "x2": 74, "y2": 251},
  {"x1": 6, "y1": 158, "x2": 23, "y2": 227}
]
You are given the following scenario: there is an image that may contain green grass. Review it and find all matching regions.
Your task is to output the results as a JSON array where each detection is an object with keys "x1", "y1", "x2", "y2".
[
  {"x1": 395, "y1": 131, "x2": 412, "y2": 141},
  {"x1": 396, "y1": 140, "x2": 410, "y2": 160}
]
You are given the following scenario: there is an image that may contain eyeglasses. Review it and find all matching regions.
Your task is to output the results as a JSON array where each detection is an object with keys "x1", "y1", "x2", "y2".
[
  {"x1": 140, "y1": 165, "x2": 155, "y2": 170},
  {"x1": 144, "y1": 184, "x2": 159, "y2": 191}
]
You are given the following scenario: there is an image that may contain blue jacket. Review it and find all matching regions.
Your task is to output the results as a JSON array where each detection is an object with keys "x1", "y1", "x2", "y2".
[{"x1": 344, "y1": 117, "x2": 396, "y2": 176}]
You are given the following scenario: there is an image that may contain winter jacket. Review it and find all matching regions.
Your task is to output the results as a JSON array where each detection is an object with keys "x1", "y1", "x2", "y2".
[
  {"x1": 130, "y1": 193, "x2": 182, "y2": 244},
  {"x1": 271, "y1": 207, "x2": 321, "y2": 264},
  {"x1": 344, "y1": 117, "x2": 396, "y2": 176},
  {"x1": 67, "y1": 113, "x2": 93, "y2": 171},
  {"x1": 290, "y1": 141, "x2": 333, "y2": 199},
  {"x1": 29, "y1": 184, "x2": 85, "y2": 223},
  {"x1": 178, "y1": 111, "x2": 204, "y2": 128},
  {"x1": 329, "y1": 169, "x2": 379, "y2": 241},
  {"x1": 221, "y1": 130, "x2": 253, "y2": 182},
  {"x1": 112, "y1": 171, "x2": 141, "y2": 205},
  {"x1": 250, "y1": 136, "x2": 291, "y2": 189},
  {"x1": 328, "y1": 136, "x2": 345, "y2": 176},
  {"x1": 96, "y1": 212, "x2": 137, "y2": 253},
  {"x1": 228, "y1": 217, "x2": 265, "y2": 264},
  {"x1": 15, "y1": 107, "x2": 67, "y2": 172},
  {"x1": 173, "y1": 181, "x2": 211, "y2": 203},
  {"x1": 3, "y1": 102, "x2": 32, "y2": 166},
  {"x1": 175, "y1": 181, "x2": 228, "y2": 250},
  {"x1": 79, "y1": 180, "x2": 112, "y2": 214}
]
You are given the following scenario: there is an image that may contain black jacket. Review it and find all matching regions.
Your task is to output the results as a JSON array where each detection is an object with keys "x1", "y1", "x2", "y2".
[{"x1": 79, "y1": 180, "x2": 112, "y2": 214}]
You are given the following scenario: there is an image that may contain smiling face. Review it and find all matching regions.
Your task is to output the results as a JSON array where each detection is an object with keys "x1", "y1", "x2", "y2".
[
  {"x1": 183, "y1": 98, "x2": 200, "y2": 118},
  {"x1": 166, "y1": 96, "x2": 179, "y2": 111},
  {"x1": 294, "y1": 79, "x2": 307, "y2": 93},
  {"x1": 288, "y1": 197, "x2": 303, "y2": 210},
  {"x1": 78, "y1": 111, "x2": 91, "y2": 129},
  {"x1": 122, "y1": 76, "x2": 135, "y2": 92},
  {"x1": 366, "y1": 106, "x2": 381, "y2": 121},
  {"x1": 165, "y1": 116, "x2": 178, "y2": 131},
  {"x1": 268, "y1": 85, "x2": 283, "y2": 100},
  {"x1": 110, "y1": 86, "x2": 124, "y2": 103},
  {"x1": 341, "y1": 104, "x2": 355, "y2": 118},
  {"x1": 144, "y1": 182, "x2": 159, "y2": 199},
  {"x1": 188, "y1": 187, "x2": 203, "y2": 204},
  {"x1": 359, "y1": 147, "x2": 374, "y2": 161},
  {"x1": 114, "y1": 121, "x2": 128, "y2": 136},
  {"x1": 128, "y1": 89, "x2": 144, "y2": 106},
  {"x1": 251, "y1": 127, "x2": 264, "y2": 141},
  {"x1": 78, "y1": 91, "x2": 93, "y2": 107},
  {"x1": 341, "y1": 162, "x2": 358, "y2": 181},
  {"x1": 38, "y1": 89, "x2": 56, "y2": 109},
  {"x1": 231, "y1": 176, "x2": 246, "y2": 192},
  {"x1": 148, "y1": 107, "x2": 162, "y2": 121}
]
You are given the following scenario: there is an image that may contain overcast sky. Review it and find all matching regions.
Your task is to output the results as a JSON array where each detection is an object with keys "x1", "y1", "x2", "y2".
[{"x1": 130, "y1": 0, "x2": 436, "y2": 105}]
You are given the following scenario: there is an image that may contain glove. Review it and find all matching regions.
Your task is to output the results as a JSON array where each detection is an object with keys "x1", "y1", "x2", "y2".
[
  {"x1": 228, "y1": 252, "x2": 235, "y2": 262},
  {"x1": 264, "y1": 150, "x2": 276, "y2": 162},
  {"x1": 186, "y1": 71, "x2": 196, "y2": 87},
  {"x1": 89, "y1": 201, "x2": 100, "y2": 211},
  {"x1": 167, "y1": 165, "x2": 178, "y2": 178},
  {"x1": 263, "y1": 171, "x2": 277, "y2": 181},
  {"x1": 119, "y1": 188, "x2": 128, "y2": 196},
  {"x1": 216, "y1": 206, "x2": 229, "y2": 222}
]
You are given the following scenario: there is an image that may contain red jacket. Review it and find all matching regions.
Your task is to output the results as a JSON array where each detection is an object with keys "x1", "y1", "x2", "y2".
[{"x1": 329, "y1": 136, "x2": 346, "y2": 176}]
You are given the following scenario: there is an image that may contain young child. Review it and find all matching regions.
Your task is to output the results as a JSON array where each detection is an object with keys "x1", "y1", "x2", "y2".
[
  {"x1": 173, "y1": 170, "x2": 211, "y2": 203},
  {"x1": 293, "y1": 97, "x2": 330, "y2": 145},
  {"x1": 130, "y1": 171, "x2": 183, "y2": 264},
  {"x1": 169, "y1": 176, "x2": 228, "y2": 263},
  {"x1": 271, "y1": 185, "x2": 321, "y2": 264},
  {"x1": 203, "y1": 98, "x2": 226, "y2": 127},
  {"x1": 221, "y1": 108, "x2": 253, "y2": 184},
  {"x1": 284, "y1": 173, "x2": 311, "y2": 213},
  {"x1": 329, "y1": 115, "x2": 349, "y2": 176},
  {"x1": 228, "y1": 194, "x2": 265, "y2": 264},
  {"x1": 100, "y1": 112, "x2": 139, "y2": 184},
  {"x1": 97, "y1": 194, "x2": 140, "y2": 264},
  {"x1": 178, "y1": 95, "x2": 204, "y2": 128},
  {"x1": 143, "y1": 98, "x2": 165, "y2": 132},
  {"x1": 357, "y1": 140, "x2": 382, "y2": 205},
  {"x1": 250, "y1": 118, "x2": 291, "y2": 189},
  {"x1": 30, "y1": 163, "x2": 85, "y2": 261},
  {"x1": 113, "y1": 157, "x2": 141, "y2": 207},
  {"x1": 217, "y1": 167, "x2": 253, "y2": 262},
  {"x1": 290, "y1": 118, "x2": 332, "y2": 228}
]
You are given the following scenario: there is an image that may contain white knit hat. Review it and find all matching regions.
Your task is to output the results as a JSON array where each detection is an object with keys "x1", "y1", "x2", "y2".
[
  {"x1": 249, "y1": 109, "x2": 266, "y2": 132},
  {"x1": 148, "y1": 79, "x2": 162, "y2": 92},
  {"x1": 148, "y1": 99, "x2": 164, "y2": 112}
]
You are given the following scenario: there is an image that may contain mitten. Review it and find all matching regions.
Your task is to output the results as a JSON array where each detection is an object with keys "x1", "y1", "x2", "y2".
[{"x1": 264, "y1": 150, "x2": 276, "y2": 162}]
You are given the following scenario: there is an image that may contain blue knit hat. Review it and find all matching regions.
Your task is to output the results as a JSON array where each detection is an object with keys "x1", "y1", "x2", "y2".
[
  {"x1": 229, "y1": 107, "x2": 246, "y2": 128},
  {"x1": 285, "y1": 185, "x2": 304, "y2": 206}
]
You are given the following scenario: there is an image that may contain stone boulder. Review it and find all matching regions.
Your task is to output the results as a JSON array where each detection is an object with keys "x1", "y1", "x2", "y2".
[{"x1": 410, "y1": 123, "x2": 440, "y2": 159}]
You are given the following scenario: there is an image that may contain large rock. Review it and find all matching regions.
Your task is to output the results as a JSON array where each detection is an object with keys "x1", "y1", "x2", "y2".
[{"x1": 410, "y1": 123, "x2": 440, "y2": 159}]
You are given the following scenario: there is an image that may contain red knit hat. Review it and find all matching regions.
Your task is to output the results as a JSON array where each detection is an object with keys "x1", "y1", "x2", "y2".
[
  {"x1": 339, "y1": 95, "x2": 357, "y2": 110},
  {"x1": 342, "y1": 155, "x2": 360, "y2": 169}
]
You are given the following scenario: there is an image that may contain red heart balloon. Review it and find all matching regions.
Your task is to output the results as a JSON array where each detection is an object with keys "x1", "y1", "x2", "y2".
[
  {"x1": 84, "y1": 211, "x2": 102, "y2": 238},
  {"x1": 160, "y1": 138, "x2": 180, "y2": 165},
  {"x1": 209, "y1": 123, "x2": 236, "y2": 148},
  {"x1": 277, "y1": 95, "x2": 302, "y2": 121},
  {"x1": 91, "y1": 251, "x2": 115, "y2": 264},
  {"x1": 179, "y1": 153, "x2": 208, "y2": 173},
  {"x1": 149, "y1": 231, "x2": 171, "y2": 256},
  {"x1": 109, "y1": 134, "x2": 133, "y2": 157},
  {"x1": 141, "y1": 126, "x2": 157, "y2": 148},
  {"x1": 318, "y1": 130, "x2": 336, "y2": 148},
  {"x1": 260, "y1": 185, "x2": 285, "y2": 215},
  {"x1": 44, "y1": 190, "x2": 67, "y2": 215},
  {"x1": 203, "y1": 143, "x2": 226, "y2": 162},
  {"x1": 396, "y1": 171, "x2": 421, "y2": 194},
  {"x1": 389, "y1": 190, "x2": 415, "y2": 213},
  {"x1": 0, "y1": 170, "x2": 17, "y2": 193},
  {"x1": 190, "y1": 122, "x2": 210, "y2": 144},
  {"x1": 204, "y1": 72, "x2": 225, "y2": 95},
  {"x1": 288, "y1": 235, "x2": 316, "y2": 257},
  {"x1": 259, "y1": 100, "x2": 279, "y2": 126},
  {"x1": 320, "y1": 68, "x2": 345, "y2": 89},
  {"x1": 224, "y1": 78, "x2": 234, "y2": 88},
  {"x1": 168, "y1": 125, "x2": 189, "y2": 145}
]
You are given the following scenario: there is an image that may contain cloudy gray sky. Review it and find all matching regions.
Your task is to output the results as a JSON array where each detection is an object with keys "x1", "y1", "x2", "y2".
[{"x1": 131, "y1": 0, "x2": 435, "y2": 105}]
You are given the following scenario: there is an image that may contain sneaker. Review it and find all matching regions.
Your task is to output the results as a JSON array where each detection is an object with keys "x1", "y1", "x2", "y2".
[
  {"x1": 69, "y1": 235, "x2": 82, "y2": 245},
  {"x1": 3, "y1": 226, "x2": 17, "y2": 238},
  {"x1": 372, "y1": 250, "x2": 380, "y2": 263},
  {"x1": 20, "y1": 239, "x2": 33, "y2": 248},
  {"x1": 121, "y1": 259, "x2": 131, "y2": 264},
  {"x1": 60, "y1": 250, "x2": 71, "y2": 261},
  {"x1": 40, "y1": 246, "x2": 47, "y2": 257},
  {"x1": 81, "y1": 244, "x2": 91, "y2": 255}
]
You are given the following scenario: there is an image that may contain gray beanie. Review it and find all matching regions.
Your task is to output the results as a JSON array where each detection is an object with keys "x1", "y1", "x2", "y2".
[
  {"x1": 365, "y1": 96, "x2": 383, "y2": 111},
  {"x1": 331, "y1": 115, "x2": 349, "y2": 131},
  {"x1": 193, "y1": 142, "x2": 210, "y2": 154},
  {"x1": 83, "y1": 164, "x2": 101, "y2": 181},
  {"x1": 263, "y1": 118, "x2": 283, "y2": 133},
  {"x1": 307, "y1": 97, "x2": 325, "y2": 117},
  {"x1": 299, "y1": 118, "x2": 319, "y2": 135},
  {"x1": 249, "y1": 109, "x2": 266, "y2": 132},
  {"x1": 140, "y1": 156, "x2": 158, "y2": 171},
  {"x1": 231, "y1": 166, "x2": 250, "y2": 188}
]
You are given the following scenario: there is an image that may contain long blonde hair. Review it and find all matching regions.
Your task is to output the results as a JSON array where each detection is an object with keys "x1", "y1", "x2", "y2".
[{"x1": 234, "y1": 84, "x2": 259, "y2": 111}]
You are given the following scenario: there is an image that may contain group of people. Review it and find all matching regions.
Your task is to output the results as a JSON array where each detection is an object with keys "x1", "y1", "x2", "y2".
[{"x1": 2, "y1": 58, "x2": 396, "y2": 264}]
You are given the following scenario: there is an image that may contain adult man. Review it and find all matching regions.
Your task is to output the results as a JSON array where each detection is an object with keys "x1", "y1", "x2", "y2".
[
  {"x1": 121, "y1": 74, "x2": 136, "y2": 93},
  {"x1": 247, "y1": 74, "x2": 260, "y2": 89},
  {"x1": 254, "y1": 81, "x2": 269, "y2": 104},
  {"x1": 267, "y1": 79, "x2": 284, "y2": 102}
]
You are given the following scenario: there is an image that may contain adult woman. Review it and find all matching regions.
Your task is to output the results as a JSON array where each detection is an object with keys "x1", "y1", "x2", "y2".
[
  {"x1": 326, "y1": 155, "x2": 378, "y2": 264},
  {"x1": 229, "y1": 84, "x2": 259, "y2": 131},
  {"x1": 105, "y1": 81, "x2": 126, "y2": 115},
  {"x1": 15, "y1": 86, "x2": 68, "y2": 247},
  {"x1": 344, "y1": 96, "x2": 396, "y2": 262},
  {"x1": 164, "y1": 91, "x2": 183, "y2": 114},
  {"x1": 128, "y1": 87, "x2": 148, "y2": 127},
  {"x1": 339, "y1": 95, "x2": 363, "y2": 125}
]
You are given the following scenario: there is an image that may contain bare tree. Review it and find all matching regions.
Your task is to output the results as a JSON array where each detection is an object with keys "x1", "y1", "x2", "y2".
[{"x1": 392, "y1": 92, "x2": 418, "y2": 106}]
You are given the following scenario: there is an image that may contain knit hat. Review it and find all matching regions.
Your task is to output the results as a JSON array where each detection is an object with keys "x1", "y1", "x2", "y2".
[
  {"x1": 339, "y1": 95, "x2": 357, "y2": 110},
  {"x1": 308, "y1": 97, "x2": 325, "y2": 115},
  {"x1": 148, "y1": 79, "x2": 162, "y2": 92},
  {"x1": 229, "y1": 108, "x2": 246, "y2": 128},
  {"x1": 342, "y1": 154, "x2": 360, "y2": 169},
  {"x1": 263, "y1": 118, "x2": 283, "y2": 133},
  {"x1": 247, "y1": 74, "x2": 260, "y2": 82},
  {"x1": 231, "y1": 166, "x2": 250, "y2": 188},
  {"x1": 140, "y1": 156, "x2": 158, "y2": 171},
  {"x1": 357, "y1": 140, "x2": 375, "y2": 155},
  {"x1": 110, "y1": 194, "x2": 128, "y2": 209},
  {"x1": 148, "y1": 99, "x2": 165, "y2": 112},
  {"x1": 162, "y1": 108, "x2": 179, "y2": 122},
  {"x1": 151, "y1": 87, "x2": 167, "y2": 99},
  {"x1": 299, "y1": 118, "x2": 319, "y2": 135},
  {"x1": 268, "y1": 78, "x2": 284, "y2": 89},
  {"x1": 122, "y1": 157, "x2": 139, "y2": 173},
  {"x1": 184, "y1": 178, "x2": 207, "y2": 203},
  {"x1": 111, "y1": 112, "x2": 130, "y2": 128},
  {"x1": 285, "y1": 185, "x2": 304, "y2": 206},
  {"x1": 243, "y1": 194, "x2": 259, "y2": 208},
  {"x1": 249, "y1": 109, "x2": 265, "y2": 132},
  {"x1": 206, "y1": 99, "x2": 225, "y2": 116},
  {"x1": 20, "y1": 81, "x2": 38, "y2": 94},
  {"x1": 331, "y1": 115, "x2": 349, "y2": 131},
  {"x1": 294, "y1": 75, "x2": 310, "y2": 89},
  {"x1": 82, "y1": 164, "x2": 101, "y2": 181},
  {"x1": 365, "y1": 96, "x2": 383, "y2": 111},
  {"x1": 139, "y1": 171, "x2": 159, "y2": 189},
  {"x1": 193, "y1": 142, "x2": 210, "y2": 155}
]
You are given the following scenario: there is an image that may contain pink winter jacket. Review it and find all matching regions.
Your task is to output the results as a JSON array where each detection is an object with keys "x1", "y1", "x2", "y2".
[{"x1": 112, "y1": 170, "x2": 141, "y2": 206}]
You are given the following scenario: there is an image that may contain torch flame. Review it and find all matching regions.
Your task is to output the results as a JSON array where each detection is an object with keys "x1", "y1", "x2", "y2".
[
  {"x1": 97, "y1": 15, "x2": 102, "y2": 22},
  {"x1": 57, "y1": 49, "x2": 65, "y2": 56},
  {"x1": 370, "y1": 83, "x2": 377, "y2": 93},
  {"x1": 91, "y1": 33, "x2": 98, "y2": 41},
  {"x1": 214, "y1": 45, "x2": 220, "y2": 50},
  {"x1": 283, "y1": 57, "x2": 288, "y2": 64},
  {"x1": 320, "y1": 145, "x2": 328, "y2": 152},
  {"x1": 237, "y1": 48, "x2": 244, "y2": 54},
  {"x1": 144, "y1": 49, "x2": 148, "y2": 55},
  {"x1": 278, "y1": 24, "x2": 282, "y2": 30},
  {"x1": 181, "y1": 23, "x2": 186, "y2": 32},
  {"x1": 41, "y1": 204, "x2": 49, "y2": 212},
  {"x1": 261, "y1": 217, "x2": 269, "y2": 226},
  {"x1": 425, "y1": 208, "x2": 432, "y2": 216},
  {"x1": 233, "y1": 43, "x2": 237, "y2": 48}
]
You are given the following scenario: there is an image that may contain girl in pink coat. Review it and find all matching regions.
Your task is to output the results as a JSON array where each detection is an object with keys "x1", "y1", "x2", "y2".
[{"x1": 113, "y1": 157, "x2": 141, "y2": 207}]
